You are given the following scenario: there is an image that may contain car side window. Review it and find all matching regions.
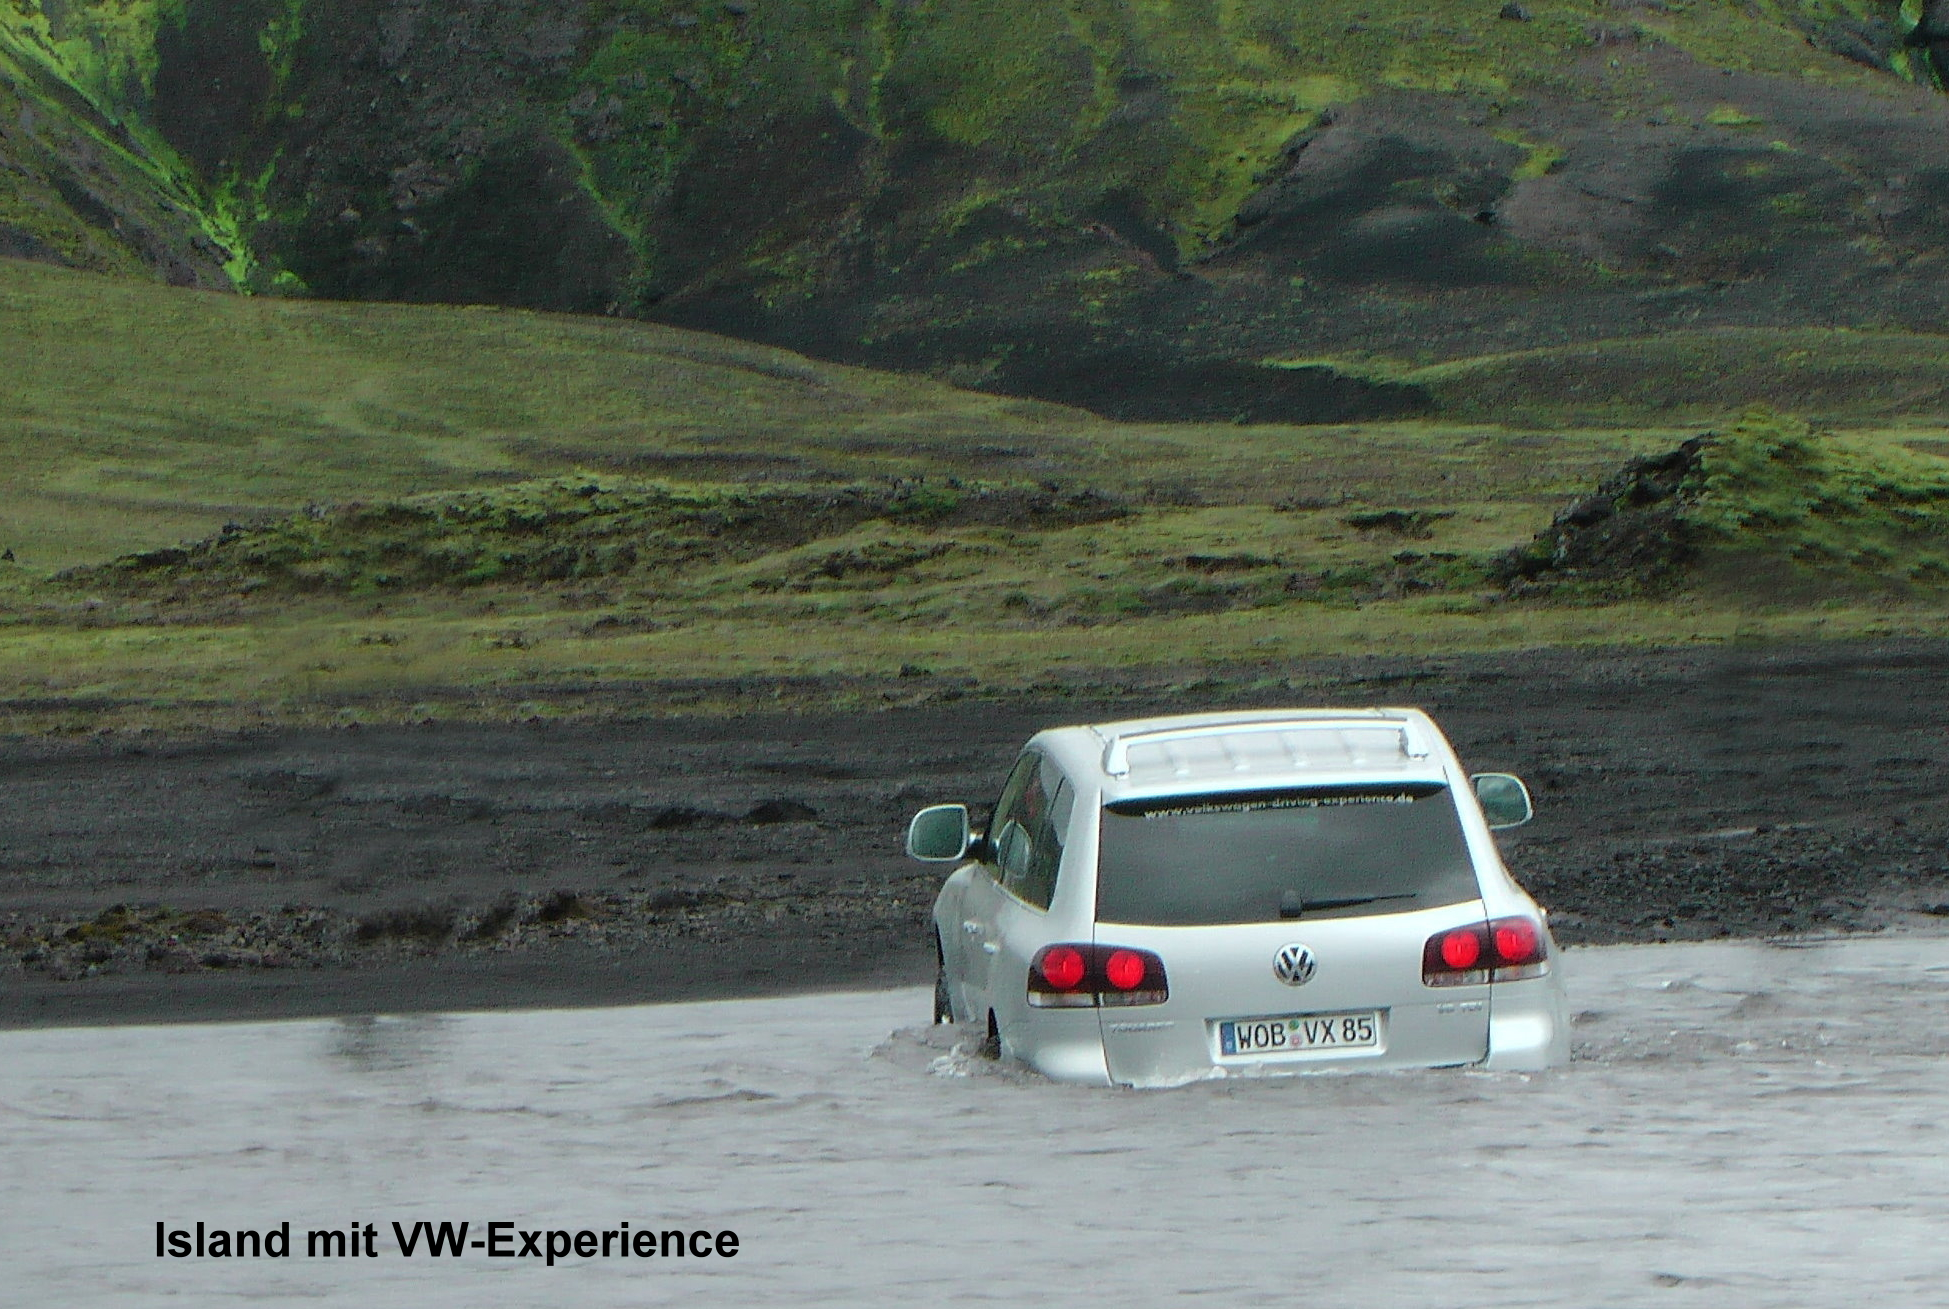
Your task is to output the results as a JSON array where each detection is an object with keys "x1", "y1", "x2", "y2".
[
  {"x1": 991, "y1": 754, "x2": 1071, "y2": 911},
  {"x1": 986, "y1": 754, "x2": 1040, "y2": 886},
  {"x1": 1013, "y1": 775, "x2": 1071, "y2": 911}
]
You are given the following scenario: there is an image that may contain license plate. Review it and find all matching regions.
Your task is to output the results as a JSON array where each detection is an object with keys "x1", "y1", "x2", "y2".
[{"x1": 1218, "y1": 1010, "x2": 1381, "y2": 1057}]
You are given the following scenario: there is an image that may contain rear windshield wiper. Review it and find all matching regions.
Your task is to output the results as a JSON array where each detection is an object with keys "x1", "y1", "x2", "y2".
[{"x1": 1278, "y1": 891, "x2": 1418, "y2": 919}]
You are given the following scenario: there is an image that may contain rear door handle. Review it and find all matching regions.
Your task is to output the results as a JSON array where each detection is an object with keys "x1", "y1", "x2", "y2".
[{"x1": 980, "y1": 942, "x2": 1000, "y2": 955}]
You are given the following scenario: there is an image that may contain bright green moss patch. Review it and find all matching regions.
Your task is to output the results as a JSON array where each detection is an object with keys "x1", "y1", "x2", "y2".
[
  {"x1": 0, "y1": 0, "x2": 183, "y2": 106},
  {"x1": 1706, "y1": 104, "x2": 1766, "y2": 128},
  {"x1": 0, "y1": 7, "x2": 240, "y2": 284},
  {"x1": 1691, "y1": 413, "x2": 1949, "y2": 581},
  {"x1": 1493, "y1": 131, "x2": 1565, "y2": 181}
]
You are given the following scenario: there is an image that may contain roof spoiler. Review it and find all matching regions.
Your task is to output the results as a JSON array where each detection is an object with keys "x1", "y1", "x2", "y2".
[{"x1": 1101, "y1": 718, "x2": 1430, "y2": 777}]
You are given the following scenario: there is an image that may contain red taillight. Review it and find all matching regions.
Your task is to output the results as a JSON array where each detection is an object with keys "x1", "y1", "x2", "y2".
[
  {"x1": 1104, "y1": 949, "x2": 1146, "y2": 990},
  {"x1": 1423, "y1": 917, "x2": 1549, "y2": 987},
  {"x1": 1028, "y1": 944, "x2": 1168, "y2": 1008},
  {"x1": 1494, "y1": 919, "x2": 1540, "y2": 964},
  {"x1": 1039, "y1": 945, "x2": 1087, "y2": 991},
  {"x1": 1440, "y1": 929, "x2": 1482, "y2": 969}
]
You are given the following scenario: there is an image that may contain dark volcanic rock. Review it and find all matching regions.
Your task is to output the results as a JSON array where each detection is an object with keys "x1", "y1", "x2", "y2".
[
  {"x1": 745, "y1": 799, "x2": 819, "y2": 824},
  {"x1": 1496, "y1": 437, "x2": 1710, "y2": 591}
]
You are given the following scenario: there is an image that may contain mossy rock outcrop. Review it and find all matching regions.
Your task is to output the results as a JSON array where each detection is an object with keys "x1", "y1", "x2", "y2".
[{"x1": 1501, "y1": 414, "x2": 1949, "y2": 596}]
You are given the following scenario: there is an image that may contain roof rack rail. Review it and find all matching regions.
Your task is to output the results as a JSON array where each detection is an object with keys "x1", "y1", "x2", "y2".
[{"x1": 1101, "y1": 717, "x2": 1428, "y2": 777}]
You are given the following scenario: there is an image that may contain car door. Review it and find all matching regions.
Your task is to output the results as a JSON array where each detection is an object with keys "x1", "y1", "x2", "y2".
[
  {"x1": 959, "y1": 754, "x2": 1038, "y2": 1014},
  {"x1": 933, "y1": 866, "x2": 974, "y2": 1015}
]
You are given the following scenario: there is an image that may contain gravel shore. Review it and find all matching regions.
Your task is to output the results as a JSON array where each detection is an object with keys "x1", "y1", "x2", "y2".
[{"x1": 7, "y1": 638, "x2": 1949, "y2": 1026}]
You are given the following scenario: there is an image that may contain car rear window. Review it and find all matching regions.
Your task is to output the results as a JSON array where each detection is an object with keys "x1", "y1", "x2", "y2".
[{"x1": 1096, "y1": 783, "x2": 1481, "y2": 926}]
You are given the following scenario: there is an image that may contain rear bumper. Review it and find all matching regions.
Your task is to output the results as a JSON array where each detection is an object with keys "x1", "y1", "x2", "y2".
[
  {"x1": 1482, "y1": 972, "x2": 1570, "y2": 1071},
  {"x1": 1010, "y1": 1006, "x2": 1115, "y2": 1086},
  {"x1": 1086, "y1": 998, "x2": 1494, "y2": 1088},
  {"x1": 1025, "y1": 1037, "x2": 1114, "y2": 1086},
  {"x1": 1014, "y1": 978, "x2": 1568, "y2": 1086}
]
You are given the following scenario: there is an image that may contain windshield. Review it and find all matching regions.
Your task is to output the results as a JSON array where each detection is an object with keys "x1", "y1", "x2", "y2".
[{"x1": 1096, "y1": 783, "x2": 1481, "y2": 926}]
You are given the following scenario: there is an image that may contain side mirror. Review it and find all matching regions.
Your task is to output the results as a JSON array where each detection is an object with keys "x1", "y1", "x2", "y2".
[
  {"x1": 907, "y1": 804, "x2": 973, "y2": 861},
  {"x1": 1471, "y1": 773, "x2": 1534, "y2": 830}
]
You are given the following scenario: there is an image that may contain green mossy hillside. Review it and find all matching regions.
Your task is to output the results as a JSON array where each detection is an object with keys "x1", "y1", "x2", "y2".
[
  {"x1": 0, "y1": 9, "x2": 229, "y2": 284},
  {"x1": 9, "y1": 0, "x2": 1934, "y2": 270},
  {"x1": 5, "y1": 1, "x2": 1948, "y2": 419}
]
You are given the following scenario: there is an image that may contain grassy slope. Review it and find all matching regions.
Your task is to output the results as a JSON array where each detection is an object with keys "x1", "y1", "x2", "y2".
[
  {"x1": 7, "y1": 257, "x2": 1949, "y2": 728},
  {"x1": 1284, "y1": 329, "x2": 1949, "y2": 426},
  {"x1": 1, "y1": 253, "x2": 1694, "y2": 569},
  {"x1": 0, "y1": 255, "x2": 1111, "y2": 566}
]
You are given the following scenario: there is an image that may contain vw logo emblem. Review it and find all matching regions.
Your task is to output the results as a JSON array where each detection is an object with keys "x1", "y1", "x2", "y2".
[{"x1": 1273, "y1": 944, "x2": 1316, "y2": 987}]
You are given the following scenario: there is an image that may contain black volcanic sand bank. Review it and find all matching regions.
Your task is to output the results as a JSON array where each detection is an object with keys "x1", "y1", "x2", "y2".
[{"x1": 6, "y1": 639, "x2": 1949, "y2": 1028}]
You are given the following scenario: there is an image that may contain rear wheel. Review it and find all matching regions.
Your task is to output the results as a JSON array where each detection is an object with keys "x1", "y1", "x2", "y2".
[
  {"x1": 933, "y1": 965, "x2": 953, "y2": 1025},
  {"x1": 932, "y1": 933, "x2": 953, "y2": 1024},
  {"x1": 979, "y1": 1011, "x2": 1001, "y2": 1060}
]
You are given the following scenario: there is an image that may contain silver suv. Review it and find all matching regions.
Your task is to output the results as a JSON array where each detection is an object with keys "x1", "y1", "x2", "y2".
[{"x1": 909, "y1": 709, "x2": 1569, "y2": 1086}]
